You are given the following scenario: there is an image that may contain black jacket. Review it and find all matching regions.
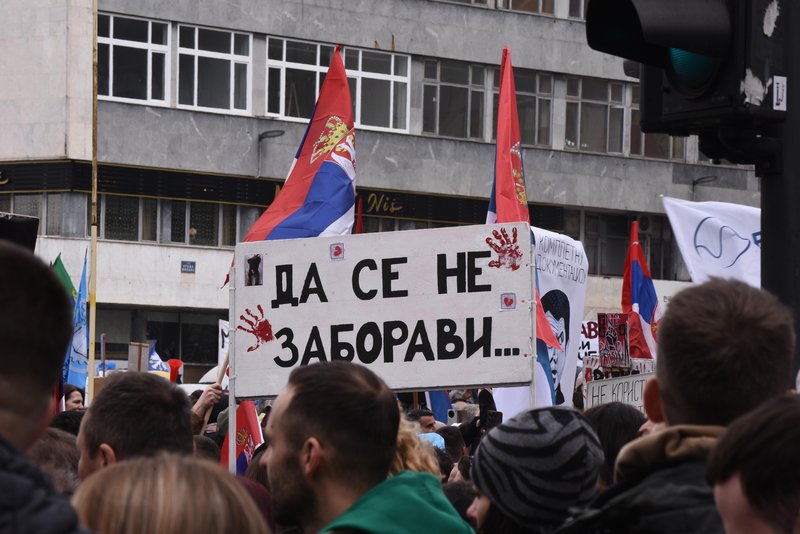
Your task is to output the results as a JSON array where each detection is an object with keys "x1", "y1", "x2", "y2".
[{"x1": 0, "y1": 435, "x2": 85, "y2": 534}]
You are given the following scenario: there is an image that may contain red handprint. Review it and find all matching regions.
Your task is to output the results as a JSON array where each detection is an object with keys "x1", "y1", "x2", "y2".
[
  {"x1": 237, "y1": 305, "x2": 274, "y2": 352},
  {"x1": 486, "y1": 227, "x2": 523, "y2": 271}
]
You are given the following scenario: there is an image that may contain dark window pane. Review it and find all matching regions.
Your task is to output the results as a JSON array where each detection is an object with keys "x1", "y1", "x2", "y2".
[
  {"x1": 189, "y1": 202, "x2": 218, "y2": 246},
  {"x1": 471, "y1": 66, "x2": 484, "y2": 86},
  {"x1": 566, "y1": 77, "x2": 580, "y2": 97},
  {"x1": 104, "y1": 196, "x2": 139, "y2": 241},
  {"x1": 608, "y1": 107, "x2": 623, "y2": 152},
  {"x1": 46, "y1": 193, "x2": 62, "y2": 235},
  {"x1": 268, "y1": 38, "x2": 283, "y2": 60},
  {"x1": 179, "y1": 26, "x2": 194, "y2": 48},
  {"x1": 631, "y1": 109, "x2": 643, "y2": 155},
  {"x1": 179, "y1": 54, "x2": 195, "y2": 105},
  {"x1": 644, "y1": 132, "x2": 670, "y2": 159},
  {"x1": 518, "y1": 94, "x2": 536, "y2": 145},
  {"x1": 395, "y1": 56, "x2": 408, "y2": 76},
  {"x1": 286, "y1": 40, "x2": 316, "y2": 64},
  {"x1": 582, "y1": 78, "x2": 608, "y2": 101},
  {"x1": 222, "y1": 204, "x2": 236, "y2": 246},
  {"x1": 112, "y1": 46, "x2": 147, "y2": 99},
  {"x1": 180, "y1": 322, "x2": 218, "y2": 364},
  {"x1": 151, "y1": 53, "x2": 165, "y2": 100},
  {"x1": 632, "y1": 84, "x2": 641, "y2": 104},
  {"x1": 267, "y1": 68, "x2": 281, "y2": 114},
  {"x1": 170, "y1": 201, "x2": 186, "y2": 242},
  {"x1": 393, "y1": 82, "x2": 407, "y2": 130},
  {"x1": 470, "y1": 90, "x2": 484, "y2": 139},
  {"x1": 565, "y1": 102, "x2": 578, "y2": 149},
  {"x1": 285, "y1": 68, "x2": 316, "y2": 118},
  {"x1": 441, "y1": 61, "x2": 469, "y2": 85},
  {"x1": 423, "y1": 85, "x2": 437, "y2": 133},
  {"x1": 569, "y1": 0, "x2": 582, "y2": 17},
  {"x1": 98, "y1": 43, "x2": 109, "y2": 95},
  {"x1": 234, "y1": 63, "x2": 247, "y2": 110},
  {"x1": 345, "y1": 49, "x2": 358, "y2": 69},
  {"x1": 541, "y1": 0, "x2": 555, "y2": 13},
  {"x1": 151, "y1": 22, "x2": 167, "y2": 45},
  {"x1": 672, "y1": 136, "x2": 685, "y2": 160},
  {"x1": 349, "y1": 78, "x2": 356, "y2": 114},
  {"x1": 537, "y1": 99, "x2": 551, "y2": 145},
  {"x1": 142, "y1": 198, "x2": 157, "y2": 241},
  {"x1": 424, "y1": 60, "x2": 438, "y2": 80},
  {"x1": 515, "y1": 70, "x2": 537, "y2": 93},
  {"x1": 197, "y1": 57, "x2": 231, "y2": 109},
  {"x1": 439, "y1": 85, "x2": 469, "y2": 138},
  {"x1": 511, "y1": 0, "x2": 538, "y2": 12},
  {"x1": 601, "y1": 238, "x2": 627, "y2": 275},
  {"x1": 492, "y1": 93, "x2": 499, "y2": 139},
  {"x1": 539, "y1": 74, "x2": 553, "y2": 94},
  {"x1": 580, "y1": 103, "x2": 607, "y2": 151},
  {"x1": 362, "y1": 51, "x2": 391, "y2": 74},
  {"x1": 98, "y1": 14, "x2": 110, "y2": 37},
  {"x1": 198, "y1": 29, "x2": 230, "y2": 53},
  {"x1": 361, "y1": 78, "x2": 390, "y2": 127},
  {"x1": 234, "y1": 34, "x2": 249, "y2": 56},
  {"x1": 320, "y1": 45, "x2": 333, "y2": 67},
  {"x1": 610, "y1": 83, "x2": 624, "y2": 102},
  {"x1": 493, "y1": 67, "x2": 500, "y2": 89},
  {"x1": 114, "y1": 17, "x2": 148, "y2": 42}
]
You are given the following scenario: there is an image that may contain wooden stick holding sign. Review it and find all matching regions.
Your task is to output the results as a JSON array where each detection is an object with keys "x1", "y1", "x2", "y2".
[{"x1": 198, "y1": 352, "x2": 229, "y2": 434}]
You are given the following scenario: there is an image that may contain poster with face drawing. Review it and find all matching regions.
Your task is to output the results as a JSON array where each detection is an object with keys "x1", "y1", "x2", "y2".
[{"x1": 493, "y1": 227, "x2": 589, "y2": 416}]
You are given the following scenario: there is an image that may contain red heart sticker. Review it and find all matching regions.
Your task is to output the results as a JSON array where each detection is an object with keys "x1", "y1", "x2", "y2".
[
  {"x1": 503, "y1": 297, "x2": 514, "y2": 306},
  {"x1": 333, "y1": 245, "x2": 342, "y2": 256}
]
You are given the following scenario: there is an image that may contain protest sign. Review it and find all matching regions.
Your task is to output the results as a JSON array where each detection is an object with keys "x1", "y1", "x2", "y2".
[
  {"x1": 598, "y1": 313, "x2": 630, "y2": 368},
  {"x1": 585, "y1": 372, "x2": 654, "y2": 413},
  {"x1": 579, "y1": 320, "x2": 599, "y2": 368},
  {"x1": 232, "y1": 222, "x2": 535, "y2": 398},
  {"x1": 219, "y1": 319, "x2": 229, "y2": 368}
]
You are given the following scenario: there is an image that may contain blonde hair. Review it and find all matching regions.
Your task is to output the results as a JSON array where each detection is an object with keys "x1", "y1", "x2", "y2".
[
  {"x1": 390, "y1": 416, "x2": 440, "y2": 477},
  {"x1": 72, "y1": 454, "x2": 269, "y2": 534}
]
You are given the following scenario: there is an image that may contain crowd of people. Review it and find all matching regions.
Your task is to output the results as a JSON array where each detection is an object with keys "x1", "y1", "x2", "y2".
[{"x1": 2, "y1": 240, "x2": 800, "y2": 534}]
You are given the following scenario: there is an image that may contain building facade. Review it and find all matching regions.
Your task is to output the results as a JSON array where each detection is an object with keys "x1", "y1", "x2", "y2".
[{"x1": 1, "y1": 0, "x2": 759, "y2": 379}]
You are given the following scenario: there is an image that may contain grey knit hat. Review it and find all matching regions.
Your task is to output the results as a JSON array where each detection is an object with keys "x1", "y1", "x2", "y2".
[{"x1": 471, "y1": 407, "x2": 603, "y2": 529}]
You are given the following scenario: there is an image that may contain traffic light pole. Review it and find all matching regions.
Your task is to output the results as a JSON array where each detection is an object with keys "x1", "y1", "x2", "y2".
[{"x1": 760, "y1": 0, "x2": 800, "y2": 383}]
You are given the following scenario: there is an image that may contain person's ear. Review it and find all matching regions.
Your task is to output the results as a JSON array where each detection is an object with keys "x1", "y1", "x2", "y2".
[
  {"x1": 97, "y1": 443, "x2": 117, "y2": 468},
  {"x1": 301, "y1": 437, "x2": 324, "y2": 479},
  {"x1": 644, "y1": 378, "x2": 665, "y2": 424}
]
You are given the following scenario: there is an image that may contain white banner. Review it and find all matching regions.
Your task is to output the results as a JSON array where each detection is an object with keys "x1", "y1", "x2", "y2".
[
  {"x1": 232, "y1": 223, "x2": 535, "y2": 398},
  {"x1": 585, "y1": 372, "x2": 654, "y2": 413},
  {"x1": 219, "y1": 319, "x2": 230, "y2": 368},
  {"x1": 493, "y1": 227, "x2": 589, "y2": 417},
  {"x1": 663, "y1": 197, "x2": 760, "y2": 287}
]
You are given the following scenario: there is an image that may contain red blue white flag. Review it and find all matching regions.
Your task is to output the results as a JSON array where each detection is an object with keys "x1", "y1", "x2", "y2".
[
  {"x1": 622, "y1": 221, "x2": 661, "y2": 359},
  {"x1": 487, "y1": 47, "x2": 562, "y2": 353},
  {"x1": 220, "y1": 400, "x2": 264, "y2": 475},
  {"x1": 242, "y1": 46, "x2": 355, "y2": 242}
]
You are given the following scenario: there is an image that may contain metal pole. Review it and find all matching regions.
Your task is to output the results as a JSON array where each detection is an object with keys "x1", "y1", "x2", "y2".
[
  {"x1": 87, "y1": 0, "x2": 99, "y2": 402},
  {"x1": 228, "y1": 266, "x2": 237, "y2": 474}
]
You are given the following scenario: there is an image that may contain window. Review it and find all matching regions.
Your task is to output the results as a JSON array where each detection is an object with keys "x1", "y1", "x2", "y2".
[
  {"x1": 98, "y1": 14, "x2": 169, "y2": 104},
  {"x1": 423, "y1": 60, "x2": 485, "y2": 139},
  {"x1": 493, "y1": 69, "x2": 552, "y2": 146},
  {"x1": 630, "y1": 86, "x2": 685, "y2": 160},
  {"x1": 178, "y1": 25, "x2": 251, "y2": 113},
  {"x1": 166, "y1": 200, "x2": 240, "y2": 247},
  {"x1": 102, "y1": 195, "x2": 157, "y2": 242},
  {"x1": 584, "y1": 212, "x2": 630, "y2": 276},
  {"x1": 442, "y1": 0, "x2": 488, "y2": 4},
  {"x1": 568, "y1": 0, "x2": 589, "y2": 18},
  {"x1": 266, "y1": 38, "x2": 409, "y2": 132},
  {"x1": 497, "y1": 0, "x2": 554, "y2": 15},
  {"x1": 565, "y1": 77, "x2": 624, "y2": 153}
]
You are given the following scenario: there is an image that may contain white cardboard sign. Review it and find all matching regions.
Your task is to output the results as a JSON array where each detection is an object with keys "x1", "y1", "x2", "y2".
[
  {"x1": 585, "y1": 372, "x2": 654, "y2": 413},
  {"x1": 232, "y1": 223, "x2": 535, "y2": 398}
]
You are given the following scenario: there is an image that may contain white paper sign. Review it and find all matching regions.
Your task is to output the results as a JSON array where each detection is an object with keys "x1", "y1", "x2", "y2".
[
  {"x1": 232, "y1": 223, "x2": 535, "y2": 398},
  {"x1": 585, "y1": 372, "x2": 654, "y2": 413},
  {"x1": 219, "y1": 319, "x2": 230, "y2": 368}
]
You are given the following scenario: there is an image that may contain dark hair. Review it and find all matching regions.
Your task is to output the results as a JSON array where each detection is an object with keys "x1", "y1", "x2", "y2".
[
  {"x1": 707, "y1": 394, "x2": 800, "y2": 533},
  {"x1": 583, "y1": 402, "x2": 646, "y2": 487},
  {"x1": 406, "y1": 408, "x2": 433, "y2": 422},
  {"x1": 193, "y1": 435, "x2": 221, "y2": 462},
  {"x1": 50, "y1": 409, "x2": 86, "y2": 436},
  {"x1": 0, "y1": 242, "x2": 72, "y2": 409},
  {"x1": 28, "y1": 427, "x2": 80, "y2": 495},
  {"x1": 442, "y1": 481, "x2": 475, "y2": 526},
  {"x1": 64, "y1": 384, "x2": 85, "y2": 401},
  {"x1": 434, "y1": 446, "x2": 454, "y2": 483},
  {"x1": 82, "y1": 372, "x2": 193, "y2": 460},
  {"x1": 284, "y1": 362, "x2": 399, "y2": 489},
  {"x1": 437, "y1": 425, "x2": 467, "y2": 463},
  {"x1": 541, "y1": 289, "x2": 570, "y2": 346},
  {"x1": 657, "y1": 278, "x2": 795, "y2": 425},
  {"x1": 479, "y1": 503, "x2": 544, "y2": 534},
  {"x1": 457, "y1": 455, "x2": 471, "y2": 481},
  {"x1": 244, "y1": 448, "x2": 269, "y2": 488}
]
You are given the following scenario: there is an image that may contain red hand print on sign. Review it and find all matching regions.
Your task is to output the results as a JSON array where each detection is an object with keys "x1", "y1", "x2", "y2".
[
  {"x1": 486, "y1": 227, "x2": 523, "y2": 271},
  {"x1": 237, "y1": 305, "x2": 274, "y2": 352}
]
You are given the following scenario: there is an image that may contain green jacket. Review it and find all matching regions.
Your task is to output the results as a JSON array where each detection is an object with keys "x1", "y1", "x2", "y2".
[{"x1": 320, "y1": 471, "x2": 474, "y2": 534}]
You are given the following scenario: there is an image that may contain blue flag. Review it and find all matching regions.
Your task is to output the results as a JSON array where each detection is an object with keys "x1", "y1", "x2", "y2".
[{"x1": 64, "y1": 253, "x2": 89, "y2": 390}]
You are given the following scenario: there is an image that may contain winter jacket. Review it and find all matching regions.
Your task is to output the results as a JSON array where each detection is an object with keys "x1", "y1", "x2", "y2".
[
  {"x1": 0, "y1": 435, "x2": 86, "y2": 534},
  {"x1": 320, "y1": 471, "x2": 474, "y2": 534},
  {"x1": 556, "y1": 425, "x2": 726, "y2": 534}
]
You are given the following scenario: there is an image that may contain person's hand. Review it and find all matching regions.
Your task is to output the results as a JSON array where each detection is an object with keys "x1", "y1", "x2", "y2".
[{"x1": 192, "y1": 383, "x2": 222, "y2": 418}]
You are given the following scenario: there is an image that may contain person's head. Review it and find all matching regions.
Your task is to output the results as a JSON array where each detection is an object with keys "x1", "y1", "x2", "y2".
[
  {"x1": 261, "y1": 362, "x2": 399, "y2": 532},
  {"x1": 49, "y1": 409, "x2": 86, "y2": 436},
  {"x1": 63, "y1": 384, "x2": 85, "y2": 411},
  {"x1": 193, "y1": 435, "x2": 221, "y2": 462},
  {"x1": 0, "y1": 242, "x2": 72, "y2": 450},
  {"x1": 77, "y1": 371, "x2": 193, "y2": 480},
  {"x1": 27, "y1": 427, "x2": 80, "y2": 496},
  {"x1": 583, "y1": 402, "x2": 646, "y2": 489},
  {"x1": 707, "y1": 394, "x2": 800, "y2": 534},
  {"x1": 468, "y1": 407, "x2": 603, "y2": 533},
  {"x1": 437, "y1": 425, "x2": 468, "y2": 463},
  {"x1": 407, "y1": 408, "x2": 436, "y2": 433},
  {"x1": 390, "y1": 416, "x2": 442, "y2": 477},
  {"x1": 72, "y1": 453, "x2": 269, "y2": 534},
  {"x1": 541, "y1": 289, "x2": 570, "y2": 386},
  {"x1": 647, "y1": 278, "x2": 794, "y2": 427},
  {"x1": 443, "y1": 481, "x2": 477, "y2": 528}
]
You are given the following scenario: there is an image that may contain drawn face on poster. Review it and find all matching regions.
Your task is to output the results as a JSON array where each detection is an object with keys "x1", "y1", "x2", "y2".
[{"x1": 541, "y1": 289, "x2": 570, "y2": 404}]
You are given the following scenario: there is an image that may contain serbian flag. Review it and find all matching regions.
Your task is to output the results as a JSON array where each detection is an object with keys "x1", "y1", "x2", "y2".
[
  {"x1": 220, "y1": 400, "x2": 264, "y2": 475},
  {"x1": 622, "y1": 221, "x2": 661, "y2": 359},
  {"x1": 487, "y1": 47, "x2": 562, "y2": 353},
  {"x1": 242, "y1": 46, "x2": 355, "y2": 242}
]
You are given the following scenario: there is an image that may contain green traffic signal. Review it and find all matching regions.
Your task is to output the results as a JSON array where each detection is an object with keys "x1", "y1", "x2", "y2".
[{"x1": 667, "y1": 48, "x2": 722, "y2": 97}]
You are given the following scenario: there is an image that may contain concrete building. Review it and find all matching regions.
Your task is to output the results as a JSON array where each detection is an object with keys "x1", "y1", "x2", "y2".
[{"x1": 0, "y1": 0, "x2": 759, "y2": 379}]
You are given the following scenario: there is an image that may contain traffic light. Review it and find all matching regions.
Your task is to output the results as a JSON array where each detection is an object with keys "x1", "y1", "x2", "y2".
[{"x1": 586, "y1": 0, "x2": 786, "y2": 150}]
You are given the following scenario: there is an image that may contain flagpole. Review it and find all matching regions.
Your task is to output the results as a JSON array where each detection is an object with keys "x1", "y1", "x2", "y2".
[
  {"x1": 228, "y1": 266, "x2": 237, "y2": 474},
  {"x1": 87, "y1": 0, "x2": 99, "y2": 402}
]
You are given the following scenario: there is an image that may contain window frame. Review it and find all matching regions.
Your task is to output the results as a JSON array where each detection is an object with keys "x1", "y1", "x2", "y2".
[
  {"x1": 97, "y1": 13, "x2": 171, "y2": 106},
  {"x1": 564, "y1": 77, "x2": 626, "y2": 154},
  {"x1": 422, "y1": 59, "x2": 486, "y2": 140},
  {"x1": 176, "y1": 24, "x2": 252, "y2": 115},
  {"x1": 492, "y1": 68, "x2": 553, "y2": 147}
]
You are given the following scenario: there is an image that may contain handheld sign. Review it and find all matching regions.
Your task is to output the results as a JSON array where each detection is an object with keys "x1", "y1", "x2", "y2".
[{"x1": 232, "y1": 223, "x2": 535, "y2": 398}]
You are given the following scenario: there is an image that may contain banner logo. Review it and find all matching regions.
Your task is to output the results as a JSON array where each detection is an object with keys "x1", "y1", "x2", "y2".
[{"x1": 693, "y1": 216, "x2": 751, "y2": 268}]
